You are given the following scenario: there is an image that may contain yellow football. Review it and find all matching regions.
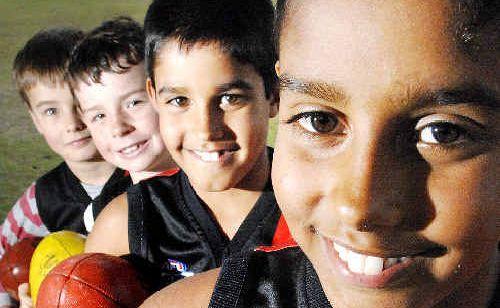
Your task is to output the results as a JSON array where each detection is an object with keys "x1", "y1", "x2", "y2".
[{"x1": 29, "y1": 230, "x2": 85, "y2": 305}]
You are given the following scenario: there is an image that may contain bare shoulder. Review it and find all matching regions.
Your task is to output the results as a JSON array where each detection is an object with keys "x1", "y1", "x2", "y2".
[
  {"x1": 141, "y1": 268, "x2": 221, "y2": 308},
  {"x1": 85, "y1": 192, "x2": 129, "y2": 255}
]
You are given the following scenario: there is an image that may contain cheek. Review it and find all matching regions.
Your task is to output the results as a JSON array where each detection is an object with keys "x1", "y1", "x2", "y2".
[
  {"x1": 158, "y1": 114, "x2": 182, "y2": 152},
  {"x1": 424, "y1": 156, "x2": 499, "y2": 279},
  {"x1": 273, "y1": 136, "x2": 321, "y2": 244},
  {"x1": 425, "y1": 157, "x2": 499, "y2": 245}
]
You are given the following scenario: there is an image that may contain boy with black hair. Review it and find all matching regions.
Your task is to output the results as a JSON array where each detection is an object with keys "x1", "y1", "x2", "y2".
[
  {"x1": 0, "y1": 27, "x2": 131, "y2": 307},
  {"x1": 142, "y1": 0, "x2": 499, "y2": 307},
  {"x1": 69, "y1": 16, "x2": 176, "y2": 187},
  {"x1": 86, "y1": 0, "x2": 281, "y2": 289}
]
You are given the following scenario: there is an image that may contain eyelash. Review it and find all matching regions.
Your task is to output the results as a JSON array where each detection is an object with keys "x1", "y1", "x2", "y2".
[
  {"x1": 43, "y1": 108, "x2": 57, "y2": 116},
  {"x1": 286, "y1": 111, "x2": 344, "y2": 133}
]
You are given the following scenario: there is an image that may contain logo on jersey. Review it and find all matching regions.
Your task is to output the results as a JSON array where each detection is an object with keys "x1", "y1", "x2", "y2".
[{"x1": 167, "y1": 259, "x2": 194, "y2": 277}]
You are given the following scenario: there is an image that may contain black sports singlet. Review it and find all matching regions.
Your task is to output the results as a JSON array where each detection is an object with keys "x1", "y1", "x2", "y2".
[{"x1": 36, "y1": 162, "x2": 131, "y2": 234}]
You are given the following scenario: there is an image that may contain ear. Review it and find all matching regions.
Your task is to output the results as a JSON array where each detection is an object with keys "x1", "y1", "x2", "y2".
[
  {"x1": 268, "y1": 61, "x2": 280, "y2": 119},
  {"x1": 146, "y1": 78, "x2": 158, "y2": 111},
  {"x1": 29, "y1": 109, "x2": 42, "y2": 134}
]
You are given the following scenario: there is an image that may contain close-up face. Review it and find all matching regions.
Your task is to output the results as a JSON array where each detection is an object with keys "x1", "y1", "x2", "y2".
[
  {"x1": 272, "y1": 0, "x2": 499, "y2": 307},
  {"x1": 148, "y1": 41, "x2": 277, "y2": 191},
  {"x1": 28, "y1": 80, "x2": 100, "y2": 163},
  {"x1": 75, "y1": 63, "x2": 169, "y2": 172}
]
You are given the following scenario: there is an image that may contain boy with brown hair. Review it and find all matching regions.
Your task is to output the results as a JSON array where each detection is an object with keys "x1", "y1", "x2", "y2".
[
  {"x1": 0, "y1": 27, "x2": 131, "y2": 307},
  {"x1": 68, "y1": 17, "x2": 177, "y2": 186}
]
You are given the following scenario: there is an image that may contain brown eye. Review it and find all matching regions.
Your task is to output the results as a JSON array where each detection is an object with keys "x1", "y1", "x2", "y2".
[
  {"x1": 418, "y1": 122, "x2": 464, "y2": 144},
  {"x1": 297, "y1": 111, "x2": 340, "y2": 133}
]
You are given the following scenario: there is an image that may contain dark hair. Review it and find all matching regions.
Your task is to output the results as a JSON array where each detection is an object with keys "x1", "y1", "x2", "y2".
[
  {"x1": 144, "y1": 0, "x2": 277, "y2": 98},
  {"x1": 275, "y1": 0, "x2": 499, "y2": 60},
  {"x1": 13, "y1": 27, "x2": 84, "y2": 107},
  {"x1": 68, "y1": 16, "x2": 144, "y2": 85}
]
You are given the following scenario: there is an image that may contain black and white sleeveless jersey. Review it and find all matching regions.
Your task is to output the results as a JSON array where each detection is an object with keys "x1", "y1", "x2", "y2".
[
  {"x1": 36, "y1": 162, "x2": 132, "y2": 235},
  {"x1": 127, "y1": 149, "x2": 280, "y2": 289}
]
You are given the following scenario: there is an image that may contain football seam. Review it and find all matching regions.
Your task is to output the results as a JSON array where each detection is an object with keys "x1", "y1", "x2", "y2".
[{"x1": 71, "y1": 255, "x2": 122, "y2": 304}]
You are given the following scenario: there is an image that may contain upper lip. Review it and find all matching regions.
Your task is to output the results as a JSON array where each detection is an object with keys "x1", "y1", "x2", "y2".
[
  {"x1": 66, "y1": 135, "x2": 91, "y2": 145},
  {"x1": 321, "y1": 234, "x2": 447, "y2": 259}
]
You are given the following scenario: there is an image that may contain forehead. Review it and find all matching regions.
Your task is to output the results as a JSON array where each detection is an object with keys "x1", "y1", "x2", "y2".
[
  {"x1": 27, "y1": 80, "x2": 73, "y2": 107},
  {"x1": 75, "y1": 64, "x2": 146, "y2": 107},
  {"x1": 279, "y1": 0, "x2": 498, "y2": 101},
  {"x1": 154, "y1": 41, "x2": 260, "y2": 85}
]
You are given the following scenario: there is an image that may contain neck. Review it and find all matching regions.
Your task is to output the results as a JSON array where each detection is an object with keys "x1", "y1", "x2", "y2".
[
  {"x1": 130, "y1": 153, "x2": 178, "y2": 184},
  {"x1": 65, "y1": 159, "x2": 116, "y2": 186},
  {"x1": 130, "y1": 170, "x2": 163, "y2": 184},
  {"x1": 195, "y1": 148, "x2": 270, "y2": 239}
]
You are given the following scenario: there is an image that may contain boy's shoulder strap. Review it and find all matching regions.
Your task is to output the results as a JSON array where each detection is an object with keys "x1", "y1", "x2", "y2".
[
  {"x1": 91, "y1": 167, "x2": 132, "y2": 218},
  {"x1": 209, "y1": 248, "x2": 327, "y2": 308},
  {"x1": 35, "y1": 162, "x2": 90, "y2": 233}
]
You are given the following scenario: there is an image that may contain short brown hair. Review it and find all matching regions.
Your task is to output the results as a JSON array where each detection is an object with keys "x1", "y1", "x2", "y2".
[{"x1": 12, "y1": 27, "x2": 84, "y2": 108}]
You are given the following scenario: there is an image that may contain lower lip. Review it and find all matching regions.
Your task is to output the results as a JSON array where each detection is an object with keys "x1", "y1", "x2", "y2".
[
  {"x1": 117, "y1": 140, "x2": 150, "y2": 159},
  {"x1": 68, "y1": 137, "x2": 91, "y2": 148},
  {"x1": 321, "y1": 237, "x2": 415, "y2": 288},
  {"x1": 188, "y1": 150, "x2": 236, "y2": 165}
]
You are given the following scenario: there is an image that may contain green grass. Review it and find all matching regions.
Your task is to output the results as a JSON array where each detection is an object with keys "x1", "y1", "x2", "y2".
[{"x1": 0, "y1": 1, "x2": 278, "y2": 221}]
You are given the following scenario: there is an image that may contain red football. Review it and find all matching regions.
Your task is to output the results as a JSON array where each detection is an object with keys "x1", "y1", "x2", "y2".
[
  {"x1": 0, "y1": 237, "x2": 42, "y2": 300},
  {"x1": 36, "y1": 253, "x2": 149, "y2": 307}
]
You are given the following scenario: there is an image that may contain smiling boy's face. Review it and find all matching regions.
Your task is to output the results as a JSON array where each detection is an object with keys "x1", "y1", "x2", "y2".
[
  {"x1": 75, "y1": 63, "x2": 169, "y2": 173},
  {"x1": 148, "y1": 41, "x2": 277, "y2": 191},
  {"x1": 28, "y1": 80, "x2": 100, "y2": 163},
  {"x1": 272, "y1": 0, "x2": 499, "y2": 307}
]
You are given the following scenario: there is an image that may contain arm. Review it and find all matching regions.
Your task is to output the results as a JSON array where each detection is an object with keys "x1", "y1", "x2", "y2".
[
  {"x1": 0, "y1": 183, "x2": 49, "y2": 307},
  {"x1": 84, "y1": 193, "x2": 130, "y2": 256},
  {"x1": 140, "y1": 268, "x2": 220, "y2": 308}
]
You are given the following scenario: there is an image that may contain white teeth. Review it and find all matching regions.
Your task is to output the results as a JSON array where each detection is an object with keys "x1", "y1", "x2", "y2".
[
  {"x1": 193, "y1": 150, "x2": 221, "y2": 162},
  {"x1": 347, "y1": 251, "x2": 365, "y2": 274},
  {"x1": 334, "y1": 242, "x2": 349, "y2": 261},
  {"x1": 332, "y1": 242, "x2": 411, "y2": 275},
  {"x1": 364, "y1": 256, "x2": 384, "y2": 275},
  {"x1": 121, "y1": 144, "x2": 140, "y2": 154}
]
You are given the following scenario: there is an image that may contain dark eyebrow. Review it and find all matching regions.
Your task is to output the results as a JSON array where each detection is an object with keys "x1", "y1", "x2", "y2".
[
  {"x1": 158, "y1": 85, "x2": 188, "y2": 97},
  {"x1": 279, "y1": 74, "x2": 347, "y2": 105},
  {"x1": 158, "y1": 79, "x2": 255, "y2": 97},
  {"x1": 422, "y1": 84, "x2": 498, "y2": 109},
  {"x1": 215, "y1": 79, "x2": 254, "y2": 93}
]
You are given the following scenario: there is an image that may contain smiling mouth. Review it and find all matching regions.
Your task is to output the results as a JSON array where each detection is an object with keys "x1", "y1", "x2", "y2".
[
  {"x1": 321, "y1": 236, "x2": 446, "y2": 288},
  {"x1": 118, "y1": 140, "x2": 148, "y2": 157},
  {"x1": 190, "y1": 149, "x2": 237, "y2": 163},
  {"x1": 333, "y1": 242, "x2": 410, "y2": 276}
]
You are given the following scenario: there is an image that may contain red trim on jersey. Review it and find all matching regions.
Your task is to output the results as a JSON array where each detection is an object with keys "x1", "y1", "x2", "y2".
[
  {"x1": 255, "y1": 215, "x2": 298, "y2": 252},
  {"x1": 124, "y1": 170, "x2": 130, "y2": 177},
  {"x1": 157, "y1": 168, "x2": 181, "y2": 177}
]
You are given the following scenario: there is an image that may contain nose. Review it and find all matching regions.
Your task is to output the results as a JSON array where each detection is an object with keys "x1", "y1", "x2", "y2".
[
  {"x1": 329, "y1": 128, "x2": 432, "y2": 233},
  {"x1": 66, "y1": 107, "x2": 86, "y2": 133},
  {"x1": 110, "y1": 116, "x2": 134, "y2": 138},
  {"x1": 194, "y1": 103, "x2": 225, "y2": 141}
]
